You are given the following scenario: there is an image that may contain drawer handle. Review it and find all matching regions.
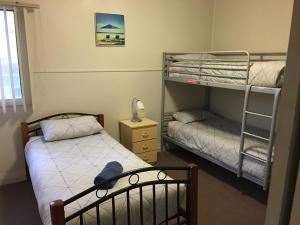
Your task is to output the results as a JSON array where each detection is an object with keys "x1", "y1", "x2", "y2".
[
  {"x1": 142, "y1": 144, "x2": 149, "y2": 150},
  {"x1": 142, "y1": 132, "x2": 149, "y2": 138}
]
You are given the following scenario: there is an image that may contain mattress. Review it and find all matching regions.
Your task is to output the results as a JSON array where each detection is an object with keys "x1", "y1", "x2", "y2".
[
  {"x1": 167, "y1": 116, "x2": 270, "y2": 180},
  {"x1": 25, "y1": 131, "x2": 184, "y2": 225},
  {"x1": 168, "y1": 60, "x2": 285, "y2": 88}
]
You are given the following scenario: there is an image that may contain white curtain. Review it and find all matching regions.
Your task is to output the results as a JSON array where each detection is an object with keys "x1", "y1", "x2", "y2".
[{"x1": 0, "y1": 6, "x2": 30, "y2": 113}]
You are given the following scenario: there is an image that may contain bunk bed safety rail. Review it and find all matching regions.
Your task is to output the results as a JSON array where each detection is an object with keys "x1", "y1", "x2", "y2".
[
  {"x1": 163, "y1": 112, "x2": 175, "y2": 136},
  {"x1": 164, "y1": 51, "x2": 251, "y2": 85},
  {"x1": 164, "y1": 51, "x2": 286, "y2": 87},
  {"x1": 249, "y1": 52, "x2": 287, "y2": 61}
]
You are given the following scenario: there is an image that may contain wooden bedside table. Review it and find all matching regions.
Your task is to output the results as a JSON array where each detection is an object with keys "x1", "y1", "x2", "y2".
[{"x1": 120, "y1": 118, "x2": 158, "y2": 163}]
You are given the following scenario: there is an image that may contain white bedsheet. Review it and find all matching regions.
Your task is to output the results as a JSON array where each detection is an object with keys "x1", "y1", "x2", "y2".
[
  {"x1": 167, "y1": 117, "x2": 270, "y2": 180},
  {"x1": 25, "y1": 131, "x2": 183, "y2": 225}
]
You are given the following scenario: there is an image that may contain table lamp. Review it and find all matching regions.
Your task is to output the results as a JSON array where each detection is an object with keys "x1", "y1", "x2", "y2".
[{"x1": 131, "y1": 98, "x2": 145, "y2": 122}]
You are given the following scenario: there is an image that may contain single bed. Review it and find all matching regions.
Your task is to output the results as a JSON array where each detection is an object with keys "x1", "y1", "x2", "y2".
[
  {"x1": 167, "y1": 52, "x2": 286, "y2": 88},
  {"x1": 22, "y1": 113, "x2": 198, "y2": 225},
  {"x1": 165, "y1": 111, "x2": 270, "y2": 184}
]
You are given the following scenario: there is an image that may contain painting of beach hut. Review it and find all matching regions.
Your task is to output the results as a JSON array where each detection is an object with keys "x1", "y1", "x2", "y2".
[{"x1": 95, "y1": 13, "x2": 125, "y2": 46}]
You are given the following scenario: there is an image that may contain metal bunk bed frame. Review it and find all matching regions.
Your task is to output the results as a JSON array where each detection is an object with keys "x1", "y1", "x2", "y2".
[{"x1": 161, "y1": 51, "x2": 286, "y2": 190}]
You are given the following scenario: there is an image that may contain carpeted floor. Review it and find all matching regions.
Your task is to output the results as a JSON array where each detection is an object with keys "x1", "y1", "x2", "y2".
[{"x1": 0, "y1": 149, "x2": 267, "y2": 225}]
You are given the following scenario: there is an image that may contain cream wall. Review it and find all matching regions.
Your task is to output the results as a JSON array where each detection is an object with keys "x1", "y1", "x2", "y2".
[
  {"x1": 0, "y1": 0, "x2": 214, "y2": 185},
  {"x1": 28, "y1": 0, "x2": 214, "y2": 137},
  {"x1": 211, "y1": 0, "x2": 293, "y2": 51},
  {"x1": 209, "y1": 0, "x2": 293, "y2": 129}
]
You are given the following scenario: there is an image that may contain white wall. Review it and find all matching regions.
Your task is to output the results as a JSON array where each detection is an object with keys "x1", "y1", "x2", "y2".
[
  {"x1": 0, "y1": 0, "x2": 214, "y2": 185},
  {"x1": 209, "y1": 0, "x2": 293, "y2": 129}
]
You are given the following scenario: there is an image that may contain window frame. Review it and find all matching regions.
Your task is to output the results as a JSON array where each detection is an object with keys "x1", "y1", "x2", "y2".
[{"x1": 0, "y1": 6, "x2": 31, "y2": 108}]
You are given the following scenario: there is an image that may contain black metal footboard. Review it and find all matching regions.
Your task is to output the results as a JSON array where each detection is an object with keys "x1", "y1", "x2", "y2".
[{"x1": 50, "y1": 164, "x2": 198, "y2": 225}]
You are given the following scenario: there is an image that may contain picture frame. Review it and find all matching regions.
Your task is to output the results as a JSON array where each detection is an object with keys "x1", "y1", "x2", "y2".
[{"x1": 95, "y1": 13, "x2": 125, "y2": 46}]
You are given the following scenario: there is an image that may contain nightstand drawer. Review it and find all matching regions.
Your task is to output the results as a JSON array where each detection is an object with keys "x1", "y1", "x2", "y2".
[
  {"x1": 132, "y1": 139, "x2": 157, "y2": 153},
  {"x1": 132, "y1": 126, "x2": 157, "y2": 142},
  {"x1": 136, "y1": 150, "x2": 157, "y2": 163}
]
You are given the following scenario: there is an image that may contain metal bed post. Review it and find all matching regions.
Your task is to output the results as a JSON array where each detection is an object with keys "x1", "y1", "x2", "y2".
[
  {"x1": 161, "y1": 52, "x2": 166, "y2": 152},
  {"x1": 245, "y1": 52, "x2": 251, "y2": 84}
]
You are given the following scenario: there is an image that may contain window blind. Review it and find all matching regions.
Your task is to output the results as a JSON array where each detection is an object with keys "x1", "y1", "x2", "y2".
[{"x1": 0, "y1": 7, "x2": 29, "y2": 113}]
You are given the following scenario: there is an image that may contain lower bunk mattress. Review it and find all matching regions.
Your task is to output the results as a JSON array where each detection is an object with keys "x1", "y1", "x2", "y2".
[
  {"x1": 167, "y1": 116, "x2": 270, "y2": 181},
  {"x1": 25, "y1": 131, "x2": 184, "y2": 225}
]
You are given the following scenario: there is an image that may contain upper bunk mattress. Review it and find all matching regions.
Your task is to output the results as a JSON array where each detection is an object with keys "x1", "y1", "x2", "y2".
[
  {"x1": 167, "y1": 116, "x2": 270, "y2": 181},
  {"x1": 168, "y1": 60, "x2": 285, "y2": 88},
  {"x1": 25, "y1": 131, "x2": 183, "y2": 225}
]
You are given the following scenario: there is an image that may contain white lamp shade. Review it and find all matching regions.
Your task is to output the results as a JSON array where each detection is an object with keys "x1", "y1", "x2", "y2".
[
  {"x1": 136, "y1": 101, "x2": 145, "y2": 110},
  {"x1": 131, "y1": 98, "x2": 145, "y2": 122}
]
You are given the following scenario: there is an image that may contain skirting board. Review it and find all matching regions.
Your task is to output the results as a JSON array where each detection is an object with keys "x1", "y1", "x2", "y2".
[{"x1": 0, "y1": 171, "x2": 26, "y2": 186}]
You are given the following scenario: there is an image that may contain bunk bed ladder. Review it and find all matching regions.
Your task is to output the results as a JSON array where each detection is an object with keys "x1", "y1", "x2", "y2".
[{"x1": 237, "y1": 85, "x2": 281, "y2": 189}]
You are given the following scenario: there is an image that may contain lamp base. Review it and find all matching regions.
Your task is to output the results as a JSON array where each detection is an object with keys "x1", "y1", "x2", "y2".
[{"x1": 131, "y1": 117, "x2": 142, "y2": 123}]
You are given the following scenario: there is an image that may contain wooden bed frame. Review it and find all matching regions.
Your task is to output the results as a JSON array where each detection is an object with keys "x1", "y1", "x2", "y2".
[{"x1": 21, "y1": 113, "x2": 198, "y2": 225}]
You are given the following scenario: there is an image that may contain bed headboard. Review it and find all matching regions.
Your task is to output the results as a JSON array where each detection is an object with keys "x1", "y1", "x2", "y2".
[{"x1": 21, "y1": 113, "x2": 104, "y2": 148}]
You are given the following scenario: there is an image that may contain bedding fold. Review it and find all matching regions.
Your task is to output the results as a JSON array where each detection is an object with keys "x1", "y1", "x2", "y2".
[
  {"x1": 248, "y1": 61, "x2": 285, "y2": 87},
  {"x1": 94, "y1": 161, "x2": 123, "y2": 189}
]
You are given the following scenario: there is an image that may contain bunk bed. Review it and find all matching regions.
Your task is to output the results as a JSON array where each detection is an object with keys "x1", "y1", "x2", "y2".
[{"x1": 161, "y1": 51, "x2": 286, "y2": 190}]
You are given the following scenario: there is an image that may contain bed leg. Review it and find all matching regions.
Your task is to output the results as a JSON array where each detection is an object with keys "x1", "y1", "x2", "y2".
[
  {"x1": 50, "y1": 200, "x2": 65, "y2": 225},
  {"x1": 163, "y1": 140, "x2": 175, "y2": 152},
  {"x1": 21, "y1": 122, "x2": 31, "y2": 182},
  {"x1": 25, "y1": 163, "x2": 31, "y2": 182},
  {"x1": 187, "y1": 163, "x2": 198, "y2": 225}
]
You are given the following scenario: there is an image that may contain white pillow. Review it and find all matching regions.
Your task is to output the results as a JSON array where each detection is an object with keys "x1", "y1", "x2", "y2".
[
  {"x1": 170, "y1": 53, "x2": 216, "y2": 61},
  {"x1": 40, "y1": 116, "x2": 103, "y2": 141},
  {"x1": 173, "y1": 109, "x2": 214, "y2": 124}
]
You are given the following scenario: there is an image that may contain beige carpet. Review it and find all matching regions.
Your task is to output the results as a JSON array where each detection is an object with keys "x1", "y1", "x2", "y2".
[{"x1": 0, "y1": 149, "x2": 267, "y2": 225}]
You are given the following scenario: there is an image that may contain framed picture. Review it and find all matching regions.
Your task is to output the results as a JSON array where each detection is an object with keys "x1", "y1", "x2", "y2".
[{"x1": 95, "y1": 13, "x2": 125, "y2": 46}]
